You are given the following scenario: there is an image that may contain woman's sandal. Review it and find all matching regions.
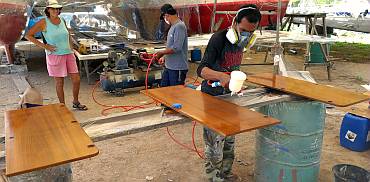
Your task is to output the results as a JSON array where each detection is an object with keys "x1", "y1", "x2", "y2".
[{"x1": 72, "y1": 102, "x2": 88, "y2": 111}]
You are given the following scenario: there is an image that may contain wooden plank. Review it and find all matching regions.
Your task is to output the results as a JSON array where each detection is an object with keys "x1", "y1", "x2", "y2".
[
  {"x1": 5, "y1": 104, "x2": 99, "y2": 176},
  {"x1": 141, "y1": 86, "x2": 280, "y2": 136},
  {"x1": 247, "y1": 73, "x2": 370, "y2": 107},
  {"x1": 81, "y1": 107, "x2": 163, "y2": 127},
  {"x1": 85, "y1": 111, "x2": 190, "y2": 142}
]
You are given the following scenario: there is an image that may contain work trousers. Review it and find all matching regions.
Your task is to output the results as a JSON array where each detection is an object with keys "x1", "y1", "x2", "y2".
[{"x1": 203, "y1": 127, "x2": 235, "y2": 182}]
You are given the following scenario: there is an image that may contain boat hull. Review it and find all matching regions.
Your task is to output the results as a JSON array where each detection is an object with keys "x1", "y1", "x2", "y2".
[
  {"x1": 0, "y1": 2, "x2": 27, "y2": 64},
  {"x1": 111, "y1": 0, "x2": 289, "y2": 40}
]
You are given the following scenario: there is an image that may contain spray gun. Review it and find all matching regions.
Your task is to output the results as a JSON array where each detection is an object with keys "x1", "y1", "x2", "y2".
[{"x1": 208, "y1": 71, "x2": 247, "y2": 96}]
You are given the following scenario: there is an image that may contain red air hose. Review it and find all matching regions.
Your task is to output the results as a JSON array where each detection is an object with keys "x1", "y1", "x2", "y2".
[{"x1": 91, "y1": 54, "x2": 158, "y2": 116}]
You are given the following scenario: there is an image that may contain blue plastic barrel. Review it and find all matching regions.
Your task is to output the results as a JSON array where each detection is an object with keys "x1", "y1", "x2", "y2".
[
  {"x1": 255, "y1": 101, "x2": 326, "y2": 182},
  {"x1": 191, "y1": 48, "x2": 202, "y2": 62},
  {"x1": 340, "y1": 113, "x2": 370, "y2": 152}
]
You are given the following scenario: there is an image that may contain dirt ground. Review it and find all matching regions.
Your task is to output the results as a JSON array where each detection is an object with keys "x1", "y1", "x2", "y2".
[{"x1": 1, "y1": 50, "x2": 369, "y2": 181}]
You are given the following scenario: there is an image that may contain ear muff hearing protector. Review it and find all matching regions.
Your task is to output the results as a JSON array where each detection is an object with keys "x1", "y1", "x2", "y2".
[
  {"x1": 226, "y1": 7, "x2": 258, "y2": 45},
  {"x1": 226, "y1": 27, "x2": 239, "y2": 44}
]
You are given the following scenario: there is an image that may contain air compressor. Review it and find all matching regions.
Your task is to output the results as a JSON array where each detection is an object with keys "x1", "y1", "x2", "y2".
[{"x1": 100, "y1": 48, "x2": 162, "y2": 96}]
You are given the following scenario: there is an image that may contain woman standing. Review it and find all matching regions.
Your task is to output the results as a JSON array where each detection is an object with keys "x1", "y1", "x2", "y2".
[{"x1": 25, "y1": 0, "x2": 87, "y2": 110}]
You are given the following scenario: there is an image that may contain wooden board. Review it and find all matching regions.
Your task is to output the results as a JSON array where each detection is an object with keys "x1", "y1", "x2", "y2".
[
  {"x1": 5, "y1": 104, "x2": 99, "y2": 176},
  {"x1": 141, "y1": 86, "x2": 280, "y2": 136},
  {"x1": 247, "y1": 73, "x2": 370, "y2": 107}
]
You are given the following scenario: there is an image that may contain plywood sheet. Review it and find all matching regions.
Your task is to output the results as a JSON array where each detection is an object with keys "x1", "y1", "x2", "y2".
[
  {"x1": 5, "y1": 104, "x2": 99, "y2": 176},
  {"x1": 247, "y1": 73, "x2": 370, "y2": 107},
  {"x1": 142, "y1": 86, "x2": 280, "y2": 136}
]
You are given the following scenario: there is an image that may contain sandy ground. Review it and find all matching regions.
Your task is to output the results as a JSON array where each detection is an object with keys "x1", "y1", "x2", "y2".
[{"x1": 1, "y1": 50, "x2": 369, "y2": 181}]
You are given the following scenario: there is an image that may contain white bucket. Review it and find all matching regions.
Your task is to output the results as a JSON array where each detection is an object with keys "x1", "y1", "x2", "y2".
[{"x1": 229, "y1": 71, "x2": 247, "y2": 93}]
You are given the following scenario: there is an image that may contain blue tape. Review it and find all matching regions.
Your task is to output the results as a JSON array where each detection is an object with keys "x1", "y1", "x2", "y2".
[
  {"x1": 185, "y1": 84, "x2": 197, "y2": 89},
  {"x1": 211, "y1": 82, "x2": 221, "y2": 87},
  {"x1": 172, "y1": 103, "x2": 182, "y2": 109}
]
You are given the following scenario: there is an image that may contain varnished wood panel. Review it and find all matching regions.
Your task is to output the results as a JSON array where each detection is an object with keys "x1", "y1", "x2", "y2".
[
  {"x1": 142, "y1": 86, "x2": 280, "y2": 136},
  {"x1": 5, "y1": 104, "x2": 99, "y2": 176},
  {"x1": 247, "y1": 73, "x2": 370, "y2": 107}
]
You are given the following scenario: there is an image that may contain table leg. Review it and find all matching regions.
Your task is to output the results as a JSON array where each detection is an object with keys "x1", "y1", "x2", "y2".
[
  {"x1": 264, "y1": 49, "x2": 269, "y2": 63},
  {"x1": 327, "y1": 63, "x2": 331, "y2": 81},
  {"x1": 287, "y1": 17, "x2": 293, "y2": 31},
  {"x1": 308, "y1": 17, "x2": 314, "y2": 34},
  {"x1": 311, "y1": 17, "x2": 318, "y2": 35},
  {"x1": 281, "y1": 16, "x2": 290, "y2": 30},
  {"x1": 89, "y1": 64, "x2": 103, "y2": 85},
  {"x1": 305, "y1": 17, "x2": 309, "y2": 34},
  {"x1": 78, "y1": 59, "x2": 82, "y2": 77},
  {"x1": 305, "y1": 17, "x2": 311, "y2": 66},
  {"x1": 304, "y1": 43, "x2": 309, "y2": 71},
  {"x1": 322, "y1": 16, "x2": 329, "y2": 56},
  {"x1": 318, "y1": 43, "x2": 332, "y2": 81},
  {"x1": 323, "y1": 17, "x2": 327, "y2": 37},
  {"x1": 84, "y1": 60, "x2": 90, "y2": 84}
]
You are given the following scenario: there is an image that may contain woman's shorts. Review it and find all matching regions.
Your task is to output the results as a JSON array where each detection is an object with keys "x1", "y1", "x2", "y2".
[{"x1": 46, "y1": 53, "x2": 78, "y2": 77}]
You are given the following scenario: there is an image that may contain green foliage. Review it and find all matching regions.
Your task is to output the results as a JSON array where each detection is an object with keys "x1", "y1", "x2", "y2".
[{"x1": 331, "y1": 42, "x2": 370, "y2": 63}]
